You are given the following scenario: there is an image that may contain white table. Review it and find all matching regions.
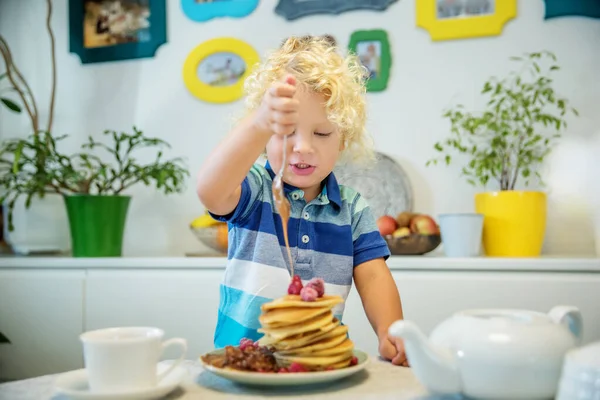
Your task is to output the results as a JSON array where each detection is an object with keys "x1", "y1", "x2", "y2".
[{"x1": 0, "y1": 357, "x2": 451, "y2": 400}]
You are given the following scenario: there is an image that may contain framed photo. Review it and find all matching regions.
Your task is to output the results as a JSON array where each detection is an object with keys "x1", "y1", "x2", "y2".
[
  {"x1": 416, "y1": 0, "x2": 517, "y2": 41},
  {"x1": 348, "y1": 30, "x2": 391, "y2": 93},
  {"x1": 182, "y1": 38, "x2": 260, "y2": 104},
  {"x1": 181, "y1": 0, "x2": 259, "y2": 22},
  {"x1": 543, "y1": 0, "x2": 600, "y2": 20},
  {"x1": 69, "y1": 0, "x2": 167, "y2": 64},
  {"x1": 275, "y1": 0, "x2": 398, "y2": 21}
]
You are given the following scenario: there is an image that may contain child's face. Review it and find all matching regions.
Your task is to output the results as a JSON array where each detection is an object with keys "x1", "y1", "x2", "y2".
[{"x1": 265, "y1": 88, "x2": 343, "y2": 202}]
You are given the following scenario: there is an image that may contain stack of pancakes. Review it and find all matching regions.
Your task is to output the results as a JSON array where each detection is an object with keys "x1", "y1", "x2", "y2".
[{"x1": 256, "y1": 294, "x2": 356, "y2": 371}]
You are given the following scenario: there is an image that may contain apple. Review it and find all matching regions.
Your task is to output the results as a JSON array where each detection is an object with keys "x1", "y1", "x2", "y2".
[
  {"x1": 395, "y1": 211, "x2": 415, "y2": 228},
  {"x1": 377, "y1": 215, "x2": 397, "y2": 236},
  {"x1": 392, "y1": 227, "x2": 411, "y2": 238},
  {"x1": 409, "y1": 214, "x2": 440, "y2": 235}
]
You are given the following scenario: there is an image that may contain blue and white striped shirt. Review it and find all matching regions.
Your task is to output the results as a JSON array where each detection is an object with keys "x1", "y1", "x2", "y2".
[{"x1": 209, "y1": 161, "x2": 390, "y2": 348}]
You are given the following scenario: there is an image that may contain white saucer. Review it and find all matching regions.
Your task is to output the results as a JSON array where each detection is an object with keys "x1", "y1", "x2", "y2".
[{"x1": 53, "y1": 364, "x2": 188, "y2": 400}]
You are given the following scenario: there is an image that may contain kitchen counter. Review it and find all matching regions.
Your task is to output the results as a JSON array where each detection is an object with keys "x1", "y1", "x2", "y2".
[
  {"x1": 0, "y1": 358, "x2": 437, "y2": 400},
  {"x1": 1, "y1": 254, "x2": 599, "y2": 272}
]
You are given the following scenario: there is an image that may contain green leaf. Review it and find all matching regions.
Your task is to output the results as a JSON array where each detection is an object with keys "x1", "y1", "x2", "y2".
[
  {"x1": 0, "y1": 331, "x2": 10, "y2": 344},
  {"x1": 1, "y1": 97, "x2": 22, "y2": 113}
]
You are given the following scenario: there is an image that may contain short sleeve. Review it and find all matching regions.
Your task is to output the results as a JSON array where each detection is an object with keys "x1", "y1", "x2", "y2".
[
  {"x1": 351, "y1": 194, "x2": 391, "y2": 267},
  {"x1": 208, "y1": 164, "x2": 265, "y2": 225}
]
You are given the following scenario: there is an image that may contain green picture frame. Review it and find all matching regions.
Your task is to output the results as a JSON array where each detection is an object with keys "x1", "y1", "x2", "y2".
[{"x1": 348, "y1": 29, "x2": 391, "y2": 93}]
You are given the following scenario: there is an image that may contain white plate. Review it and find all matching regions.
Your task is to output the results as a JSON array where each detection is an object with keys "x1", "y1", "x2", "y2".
[
  {"x1": 53, "y1": 364, "x2": 187, "y2": 400},
  {"x1": 334, "y1": 151, "x2": 413, "y2": 219},
  {"x1": 199, "y1": 349, "x2": 369, "y2": 386}
]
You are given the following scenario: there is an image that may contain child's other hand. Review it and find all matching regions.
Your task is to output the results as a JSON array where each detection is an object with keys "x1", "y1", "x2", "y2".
[
  {"x1": 379, "y1": 334, "x2": 409, "y2": 367},
  {"x1": 254, "y1": 74, "x2": 299, "y2": 136}
]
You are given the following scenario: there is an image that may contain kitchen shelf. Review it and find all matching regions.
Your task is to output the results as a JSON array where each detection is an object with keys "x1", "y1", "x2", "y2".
[{"x1": 0, "y1": 254, "x2": 598, "y2": 272}]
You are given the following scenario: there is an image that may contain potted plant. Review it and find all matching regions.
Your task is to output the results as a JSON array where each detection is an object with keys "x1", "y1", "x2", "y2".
[
  {"x1": 0, "y1": 127, "x2": 189, "y2": 257},
  {"x1": 0, "y1": 0, "x2": 66, "y2": 254},
  {"x1": 427, "y1": 51, "x2": 579, "y2": 257}
]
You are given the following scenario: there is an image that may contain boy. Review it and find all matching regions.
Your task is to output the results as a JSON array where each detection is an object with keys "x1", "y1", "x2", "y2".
[{"x1": 197, "y1": 35, "x2": 407, "y2": 366}]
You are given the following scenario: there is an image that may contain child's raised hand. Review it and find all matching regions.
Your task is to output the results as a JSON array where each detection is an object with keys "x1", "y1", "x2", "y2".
[{"x1": 254, "y1": 75, "x2": 299, "y2": 136}]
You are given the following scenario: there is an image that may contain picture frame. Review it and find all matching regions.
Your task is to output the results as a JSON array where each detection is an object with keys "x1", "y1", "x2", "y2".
[
  {"x1": 181, "y1": 0, "x2": 259, "y2": 22},
  {"x1": 69, "y1": 0, "x2": 167, "y2": 64},
  {"x1": 416, "y1": 0, "x2": 517, "y2": 41},
  {"x1": 543, "y1": 0, "x2": 600, "y2": 20},
  {"x1": 348, "y1": 29, "x2": 392, "y2": 93},
  {"x1": 275, "y1": 0, "x2": 398, "y2": 21},
  {"x1": 182, "y1": 37, "x2": 260, "y2": 104}
]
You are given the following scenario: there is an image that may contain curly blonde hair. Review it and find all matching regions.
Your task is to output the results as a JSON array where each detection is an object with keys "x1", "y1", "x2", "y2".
[{"x1": 242, "y1": 35, "x2": 375, "y2": 165}]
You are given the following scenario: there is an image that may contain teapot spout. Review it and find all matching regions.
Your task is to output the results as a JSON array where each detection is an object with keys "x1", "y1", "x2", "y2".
[{"x1": 389, "y1": 320, "x2": 461, "y2": 394}]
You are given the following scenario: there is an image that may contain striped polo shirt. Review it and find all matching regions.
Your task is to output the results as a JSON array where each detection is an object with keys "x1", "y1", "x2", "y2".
[{"x1": 209, "y1": 161, "x2": 390, "y2": 349}]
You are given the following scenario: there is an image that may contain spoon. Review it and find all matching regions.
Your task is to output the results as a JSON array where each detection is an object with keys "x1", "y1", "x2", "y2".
[{"x1": 272, "y1": 134, "x2": 294, "y2": 278}]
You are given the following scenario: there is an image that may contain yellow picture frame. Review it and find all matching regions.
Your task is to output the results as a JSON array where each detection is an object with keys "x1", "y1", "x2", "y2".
[
  {"x1": 416, "y1": 0, "x2": 517, "y2": 41},
  {"x1": 183, "y1": 37, "x2": 260, "y2": 104}
]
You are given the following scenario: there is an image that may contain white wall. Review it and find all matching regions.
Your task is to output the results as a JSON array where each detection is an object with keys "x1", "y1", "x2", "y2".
[{"x1": 0, "y1": 0, "x2": 599, "y2": 257}]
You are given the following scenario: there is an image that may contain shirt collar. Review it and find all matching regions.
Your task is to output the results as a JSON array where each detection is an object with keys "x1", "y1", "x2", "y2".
[{"x1": 264, "y1": 161, "x2": 342, "y2": 207}]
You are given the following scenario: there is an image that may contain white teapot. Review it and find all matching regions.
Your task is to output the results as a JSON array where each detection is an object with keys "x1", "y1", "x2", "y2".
[{"x1": 388, "y1": 306, "x2": 583, "y2": 400}]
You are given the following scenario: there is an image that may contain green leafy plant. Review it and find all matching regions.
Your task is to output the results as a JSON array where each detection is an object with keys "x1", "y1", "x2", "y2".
[
  {"x1": 0, "y1": 73, "x2": 22, "y2": 114},
  {"x1": 426, "y1": 51, "x2": 579, "y2": 190},
  {"x1": 0, "y1": 127, "x2": 190, "y2": 230}
]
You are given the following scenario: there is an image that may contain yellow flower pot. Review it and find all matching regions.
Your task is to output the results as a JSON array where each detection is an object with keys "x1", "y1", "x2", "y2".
[{"x1": 474, "y1": 191, "x2": 547, "y2": 257}]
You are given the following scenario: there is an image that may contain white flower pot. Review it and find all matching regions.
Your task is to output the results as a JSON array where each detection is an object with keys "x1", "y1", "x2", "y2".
[{"x1": 3, "y1": 194, "x2": 70, "y2": 255}]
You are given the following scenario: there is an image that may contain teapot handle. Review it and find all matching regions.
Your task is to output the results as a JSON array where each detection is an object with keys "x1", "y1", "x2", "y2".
[{"x1": 549, "y1": 306, "x2": 583, "y2": 345}]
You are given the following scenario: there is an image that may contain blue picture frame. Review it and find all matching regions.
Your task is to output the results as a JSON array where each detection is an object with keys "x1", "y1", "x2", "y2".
[
  {"x1": 544, "y1": 0, "x2": 600, "y2": 19},
  {"x1": 275, "y1": 0, "x2": 398, "y2": 21},
  {"x1": 69, "y1": 0, "x2": 167, "y2": 64},
  {"x1": 181, "y1": 0, "x2": 259, "y2": 22}
]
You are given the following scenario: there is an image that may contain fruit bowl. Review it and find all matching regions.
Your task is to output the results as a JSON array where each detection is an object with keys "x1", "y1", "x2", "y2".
[
  {"x1": 190, "y1": 224, "x2": 228, "y2": 254},
  {"x1": 383, "y1": 233, "x2": 441, "y2": 255}
]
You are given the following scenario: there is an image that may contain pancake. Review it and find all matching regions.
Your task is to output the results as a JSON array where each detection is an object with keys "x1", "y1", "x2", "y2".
[
  {"x1": 257, "y1": 318, "x2": 341, "y2": 349},
  {"x1": 259, "y1": 306, "x2": 331, "y2": 328},
  {"x1": 280, "y1": 324, "x2": 349, "y2": 351},
  {"x1": 274, "y1": 350, "x2": 355, "y2": 368},
  {"x1": 276, "y1": 332, "x2": 350, "y2": 356},
  {"x1": 257, "y1": 310, "x2": 334, "y2": 339},
  {"x1": 261, "y1": 294, "x2": 343, "y2": 311}
]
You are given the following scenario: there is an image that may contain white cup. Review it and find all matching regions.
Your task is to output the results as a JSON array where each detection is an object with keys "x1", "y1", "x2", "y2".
[{"x1": 80, "y1": 327, "x2": 187, "y2": 393}]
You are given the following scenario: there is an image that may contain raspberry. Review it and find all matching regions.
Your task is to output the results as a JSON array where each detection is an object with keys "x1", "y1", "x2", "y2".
[
  {"x1": 288, "y1": 362, "x2": 308, "y2": 373},
  {"x1": 278, "y1": 367, "x2": 289, "y2": 373},
  {"x1": 239, "y1": 337, "x2": 254, "y2": 350},
  {"x1": 292, "y1": 275, "x2": 302, "y2": 282},
  {"x1": 306, "y1": 277, "x2": 325, "y2": 297},
  {"x1": 325, "y1": 366, "x2": 335, "y2": 371},
  {"x1": 350, "y1": 356, "x2": 358, "y2": 366},
  {"x1": 287, "y1": 278, "x2": 303, "y2": 295},
  {"x1": 300, "y1": 286, "x2": 318, "y2": 301}
]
